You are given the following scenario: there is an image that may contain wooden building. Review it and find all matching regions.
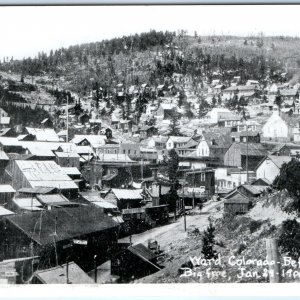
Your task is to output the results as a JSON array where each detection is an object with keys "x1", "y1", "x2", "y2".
[
  {"x1": 0, "y1": 185, "x2": 16, "y2": 206},
  {"x1": 139, "y1": 126, "x2": 158, "y2": 139},
  {"x1": 111, "y1": 243, "x2": 161, "y2": 282},
  {"x1": 184, "y1": 168, "x2": 215, "y2": 198},
  {"x1": 78, "y1": 113, "x2": 90, "y2": 125},
  {"x1": 32, "y1": 261, "x2": 94, "y2": 284},
  {"x1": 55, "y1": 151, "x2": 80, "y2": 169},
  {"x1": 104, "y1": 188, "x2": 143, "y2": 210},
  {"x1": 9, "y1": 160, "x2": 78, "y2": 199},
  {"x1": 224, "y1": 190, "x2": 250, "y2": 214},
  {"x1": 40, "y1": 118, "x2": 53, "y2": 128},
  {"x1": 224, "y1": 142, "x2": 268, "y2": 170},
  {"x1": 231, "y1": 131, "x2": 261, "y2": 143},
  {"x1": 0, "y1": 206, "x2": 119, "y2": 271}
]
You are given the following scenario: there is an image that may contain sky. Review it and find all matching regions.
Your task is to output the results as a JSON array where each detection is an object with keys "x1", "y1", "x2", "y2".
[{"x1": 0, "y1": 5, "x2": 300, "y2": 59}]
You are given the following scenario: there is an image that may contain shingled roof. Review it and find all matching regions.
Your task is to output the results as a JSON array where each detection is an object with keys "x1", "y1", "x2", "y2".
[
  {"x1": 203, "y1": 131, "x2": 232, "y2": 149},
  {"x1": 236, "y1": 142, "x2": 268, "y2": 156},
  {"x1": 281, "y1": 114, "x2": 300, "y2": 128}
]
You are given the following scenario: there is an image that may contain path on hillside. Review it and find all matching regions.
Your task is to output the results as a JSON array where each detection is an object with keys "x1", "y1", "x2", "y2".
[{"x1": 119, "y1": 200, "x2": 223, "y2": 248}]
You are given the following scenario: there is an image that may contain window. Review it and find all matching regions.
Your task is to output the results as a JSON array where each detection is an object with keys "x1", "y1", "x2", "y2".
[
  {"x1": 201, "y1": 173, "x2": 205, "y2": 181},
  {"x1": 128, "y1": 150, "x2": 131, "y2": 154},
  {"x1": 123, "y1": 150, "x2": 126, "y2": 154}
]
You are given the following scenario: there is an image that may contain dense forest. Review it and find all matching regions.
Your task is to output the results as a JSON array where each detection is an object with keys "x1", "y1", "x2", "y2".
[
  {"x1": 1, "y1": 31, "x2": 299, "y2": 99},
  {"x1": 0, "y1": 30, "x2": 175, "y2": 75}
]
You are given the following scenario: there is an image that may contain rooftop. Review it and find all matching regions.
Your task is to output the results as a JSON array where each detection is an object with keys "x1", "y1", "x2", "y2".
[
  {"x1": 13, "y1": 197, "x2": 42, "y2": 209},
  {"x1": 18, "y1": 187, "x2": 58, "y2": 195},
  {"x1": 128, "y1": 243, "x2": 157, "y2": 262},
  {"x1": 111, "y1": 188, "x2": 143, "y2": 200},
  {"x1": 168, "y1": 136, "x2": 191, "y2": 144},
  {"x1": 61, "y1": 167, "x2": 81, "y2": 176},
  {"x1": 15, "y1": 160, "x2": 78, "y2": 190},
  {"x1": 264, "y1": 155, "x2": 292, "y2": 169},
  {"x1": 0, "y1": 185, "x2": 15, "y2": 193},
  {"x1": 280, "y1": 89, "x2": 298, "y2": 96},
  {"x1": 230, "y1": 142, "x2": 268, "y2": 156},
  {"x1": 71, "y1": 135, "x2": 107, "y2": 148},
  {"x1": 33, "y1": 262, "x2": 94, "y2": 284},
  {"x1": 0, "y1": 206, "x2": 15, "y2": 216},
  {"x1": 25, "y1": 127, "x2": 60, "y2": 142},
  {"x1": 36, "y1": 194, "x2": 70, "y2": 206},
  {"x1": 55, "y1": 152, "x2": 80, "y2": 158},
  {"x1": 224, "y1": 85, "x2": 258, "y2": 92},
  {"x1": 6, "y1": 206, "x2": 119, "y2": 246}
]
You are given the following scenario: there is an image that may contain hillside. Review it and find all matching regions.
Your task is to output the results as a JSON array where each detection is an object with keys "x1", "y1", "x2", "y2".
[
  {"x1": 135, "y1": 192, "x2": 300, "y2": 284},
  {"x1": 2, "y1": 32, "x2": 300, "y2": 99}
]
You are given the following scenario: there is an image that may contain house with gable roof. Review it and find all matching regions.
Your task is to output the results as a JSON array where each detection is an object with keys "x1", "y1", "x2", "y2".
[
  {"x1": 262, "y1": 110, "x2": 300, "y2": 142},
  {"x1": 224, "y1": 142, "x2": 269, "y2": 171},
  {"x1": 165, "y1": 136, "x2": 192, "y2": 151},
  {"x1": 196, "y1": 130, "x2": 232, "y2": 162},
  {"x1": 156, "y1": 103, "x2": 177, "y2": 120},
  {"x1": 255, "y1": 155, "x2": 292, "y2": 183}
]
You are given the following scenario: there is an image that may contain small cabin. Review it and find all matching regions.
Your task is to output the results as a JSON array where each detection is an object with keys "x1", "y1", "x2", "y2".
[{"x1": 224, "y1": 190, "x2": 250, "y2": 214}]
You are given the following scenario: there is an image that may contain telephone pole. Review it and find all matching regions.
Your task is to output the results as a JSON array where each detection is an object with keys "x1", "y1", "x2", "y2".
[
  {"x1": 66, "y1": 94, "x2": 69, "y2": 143},
  {"x1": 182, "y1": 182, "x2": 186, "y2": 232},
  {"x1": 246, "y1": 121, "x2": 249, "y2": 184}
]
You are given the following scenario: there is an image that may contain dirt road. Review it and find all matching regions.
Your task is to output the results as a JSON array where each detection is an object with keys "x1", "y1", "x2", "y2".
[{"x1": 119, "y1": 200, "x2": 223, "y2": 248}]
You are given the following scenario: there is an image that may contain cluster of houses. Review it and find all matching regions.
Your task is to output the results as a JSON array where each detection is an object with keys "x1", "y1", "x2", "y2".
[{"x1": 1, "y1": 66, "x2": 300, "y2": 283}]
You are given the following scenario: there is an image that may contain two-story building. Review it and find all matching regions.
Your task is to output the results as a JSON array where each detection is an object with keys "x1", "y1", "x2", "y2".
[{"x1": 166, "y1": 136, "x2": 193, "y2": 151}]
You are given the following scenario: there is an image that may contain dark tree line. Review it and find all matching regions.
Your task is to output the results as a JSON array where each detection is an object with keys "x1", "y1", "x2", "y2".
[
  {"x1": 1, "y1": 103, "x2": 51, "y2": 128},
  {"x1": 0, "y1": 30, "x2": 175, "y2": 76}
]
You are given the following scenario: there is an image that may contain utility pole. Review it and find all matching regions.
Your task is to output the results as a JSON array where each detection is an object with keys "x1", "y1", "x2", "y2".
[
  {"x1": 141, "y1": 158, "x2": 143, "y2": 181},
  {"x1": 66, "y1": 94, "x2": 69, "y2": 143},
  {"x1": 183, "y1": 182, "x2": 186, "y2": 232},
  {"x1": 52, "y1": 216, "x2": 58, "y2": 266},
  {"x1": 66, "y1": 256, "x2": 69, "y2": 284},
  {"x1": 246, "y1": 121, "x2": 249, "y2": 184},
  {"x1": 94, "y1": 255, "x2": 97, "y2": 283}
]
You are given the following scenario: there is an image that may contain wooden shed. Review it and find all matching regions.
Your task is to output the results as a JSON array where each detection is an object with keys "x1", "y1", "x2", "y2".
[{"x1": 224, "y1": 190, "x2": 250, "y2": 214}]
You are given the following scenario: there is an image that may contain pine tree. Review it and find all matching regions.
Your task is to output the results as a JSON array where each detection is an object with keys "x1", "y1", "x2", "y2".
[
  {"x1": 274, "y1": 92, "x2": 283, "y2": 108},
  {"x1": 274, "y1": 159, "x2": 300, "y2": 214},
  {"x1": 201, "y1": 222, "x2": 217, "y2": 259},
  {"x1": 169, "y1": 108, "x2": 180, "y2": 136},
  {"x1": 168, "y1": 149, "x2": 179, "y2": 182},
  {"x1": 184, "y1": 101, "x2": 193, "y2": 118},
  {"x1": 163, "y1": 183, "x2": 180, "y2": 215},
  {"x1": 278, "y1": 219, "x2": 300, "y2": 260},
  {"x1": 95, "y1": 82, "x2": 101, "y2": 109},
  {"x1": 218, "y1": 95, "x2": 222, "y2": 106},
  {"x1": 211, "y1": 96, "x2": 216, "y2": 107}
]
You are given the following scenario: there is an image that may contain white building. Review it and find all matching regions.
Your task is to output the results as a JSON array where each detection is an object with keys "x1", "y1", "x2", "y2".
[
  {"x1": 262, "y1": 111, "x2": 289, "y2": 140},
  {"x1": 196, "y1": 137, "x2": 210, "y2": 157},
  {"x1": 215, "y1": 167, "x2": 251, "y2": 191},
  {"x1": 166, "y1": 136, "x2": 192, "y2": 150},
  {"x1": 256, "y1": 155, "x2": 292, "y2": 183},
  {"x1": 269, "y1": 83, "x2": 278, "y2": 94},
  {"x1": 204, "y1": 108, "x2": 235, "y2": 124}
]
